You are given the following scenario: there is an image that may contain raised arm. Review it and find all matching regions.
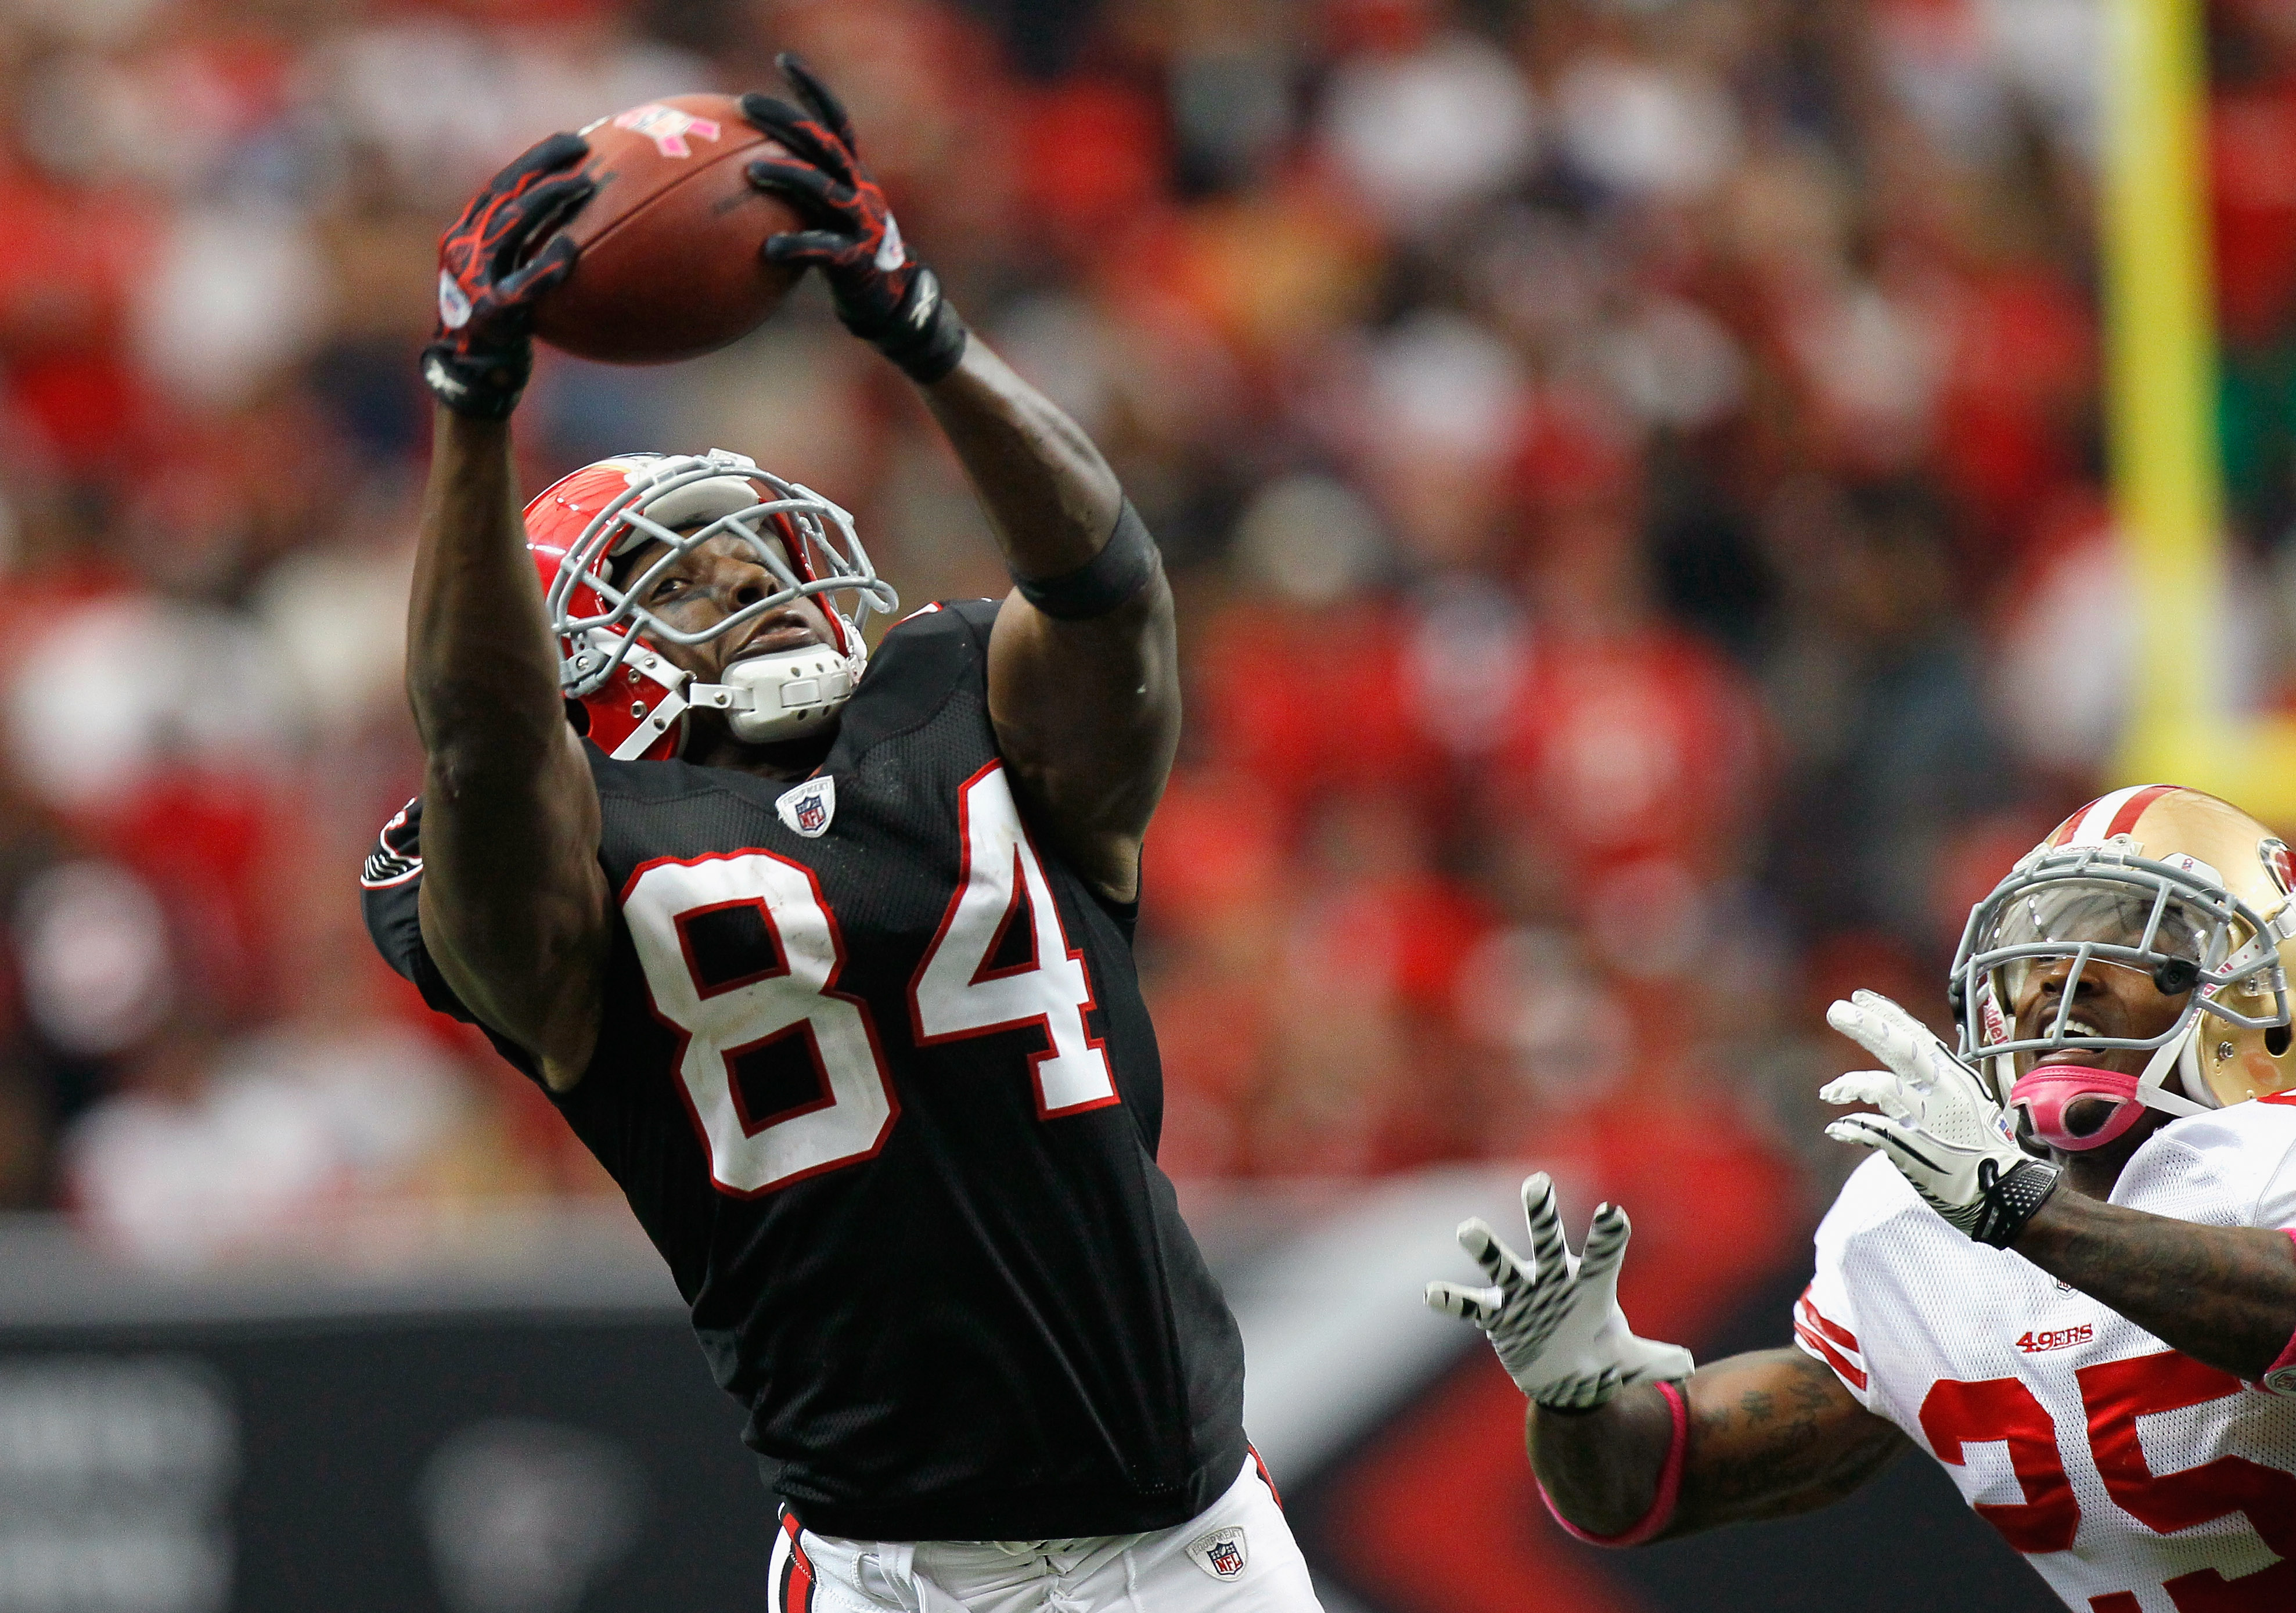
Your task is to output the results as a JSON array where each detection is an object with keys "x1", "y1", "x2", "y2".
[
  {"x1": 2000, "y1": 1196, "x2": 2296, "y2": 1381},
  {"x1": 407, "y1": 136, "x2": 609, "y2": 1092},
  {"x1": 741, "y1": 59, "x2": 1175, "y2": 902},
  {"x1": 1426, "y1": 1173, "x2": 1905, "y2": 1544},
  {"x1": 1825, "y1": 992, "x2": 2296, "y2": 1384},
  {"x1": 1423, "y1": 1184, "x2": 1910, "y2": 1542},
  {"x1": 1534, "y1": 1348, "x2": 1908, "y2": 1541},
  {"x1": 928, "y1": 343, "x2": 1176, "y2": 906}
]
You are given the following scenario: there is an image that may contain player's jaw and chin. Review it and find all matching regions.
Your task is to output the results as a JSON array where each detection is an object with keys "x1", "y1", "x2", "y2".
[
  {"x1": 2007, "y1": 959, "x2": 2189, "y2": 1152},
  {"x1": 621, "y1": 529, "x2": 842, "y2": 768}
]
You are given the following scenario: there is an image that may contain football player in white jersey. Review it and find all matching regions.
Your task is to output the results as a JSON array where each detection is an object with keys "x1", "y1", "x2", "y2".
[{"x1": 1426, "y1": 784, "x2": 2296, "y2": 1611}]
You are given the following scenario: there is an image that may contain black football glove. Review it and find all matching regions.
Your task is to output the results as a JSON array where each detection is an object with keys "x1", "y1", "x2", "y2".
[
  {"x1": 739, "y1": 55, "x2": 967, "y2": 385},
  {"x1": 422, "y1": 132, "x2": 594, "y2": 419}
]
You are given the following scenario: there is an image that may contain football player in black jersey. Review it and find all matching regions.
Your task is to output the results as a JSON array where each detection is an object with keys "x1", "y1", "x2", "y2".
[{"x1": 365, "y1": 57, "x2": 1322, "y2": 1613}]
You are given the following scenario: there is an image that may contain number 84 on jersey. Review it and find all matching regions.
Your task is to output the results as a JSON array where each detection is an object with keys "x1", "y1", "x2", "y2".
[{"x1": 622, "y1": 764, "x2": 1117, "y2": 1196}]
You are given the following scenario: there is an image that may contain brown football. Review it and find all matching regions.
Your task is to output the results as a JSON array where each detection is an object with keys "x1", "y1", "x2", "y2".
[{"x1": 530, "y1": 93, "x2": 807, "y2": 365}]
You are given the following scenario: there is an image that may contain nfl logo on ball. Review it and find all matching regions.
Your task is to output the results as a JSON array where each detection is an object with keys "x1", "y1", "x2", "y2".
[{"x1": 609, "y1": 103, "x2": 722, "y2": 159}]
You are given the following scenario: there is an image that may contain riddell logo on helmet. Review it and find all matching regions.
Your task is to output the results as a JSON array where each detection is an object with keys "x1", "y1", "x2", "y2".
[{"x1": 2014, "y1": 1324, "x2": 2093, "y2": 1354}]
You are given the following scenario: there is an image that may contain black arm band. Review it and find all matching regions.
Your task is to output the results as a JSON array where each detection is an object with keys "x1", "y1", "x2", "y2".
[
  {"x1": 1973, "y1": 1158, "x2": 2061, "y2": 1248},
  {"x1": 1013, "y1": 501, "x2": 1161, "y2": 620}
]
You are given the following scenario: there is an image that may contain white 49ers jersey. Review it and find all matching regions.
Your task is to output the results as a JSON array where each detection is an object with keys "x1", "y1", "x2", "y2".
[{"x1": 1797, "y1": 1097, "x2": 2296, "y2": 1612}]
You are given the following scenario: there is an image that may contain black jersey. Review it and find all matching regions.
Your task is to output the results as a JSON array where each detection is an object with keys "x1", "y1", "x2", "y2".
[{"x1": 362, "y1": 599, "x2": 1247, "y2": 1542}]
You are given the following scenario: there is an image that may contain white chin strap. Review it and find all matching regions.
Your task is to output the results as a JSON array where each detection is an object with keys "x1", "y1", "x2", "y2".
[
  {"x1": 598, "y1": 638, "x2": 863, "y2": 759},
  {"x1": 2135, "y1": 1018, "x2": 2215, "y2": 1118},
  {"x1": 703, "y1": 645, "x2": 861, "y2": 744}
]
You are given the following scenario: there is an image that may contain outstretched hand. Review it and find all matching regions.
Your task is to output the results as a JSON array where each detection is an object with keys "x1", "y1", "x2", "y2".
[
  {"x1": 739, "y1": 55, "x2": 966, "y2": 383},
  {"x1": 423, "y1": 131, "x2": 593, "y2": 419},
  {"x1": 1426, "y1": 1172, "x2": 1694, "y2": 1410},
  {"x1": 1823, "y1": 989, "x2": 2061, "y2": 1248}
]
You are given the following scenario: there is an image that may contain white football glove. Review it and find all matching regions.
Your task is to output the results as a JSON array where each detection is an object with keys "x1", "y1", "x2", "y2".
[
  {"x1": 1823, "y1": 989, "x2": 2061, "y2": 1248},
  {"x1": 1424, "y1": 1172, "x2": 1694, "y2": 1410}
]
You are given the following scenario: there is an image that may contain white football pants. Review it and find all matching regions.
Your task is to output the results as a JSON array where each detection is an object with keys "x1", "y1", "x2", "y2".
[{"x1": 769, "y1": 1455, "x2": 1325, "y2": 1613}]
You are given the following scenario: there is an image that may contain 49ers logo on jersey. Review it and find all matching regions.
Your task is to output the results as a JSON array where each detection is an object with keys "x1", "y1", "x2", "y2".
[{"x1": 2014, "y1": 1323, "x2": 2093, "y2": 1354}]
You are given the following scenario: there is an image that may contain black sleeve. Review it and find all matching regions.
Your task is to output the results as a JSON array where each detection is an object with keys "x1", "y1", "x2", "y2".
[
  {"x1": 359, "y1": 798, "x2": 548, "y2": 1085},
  {"x1": 816, "y1": 598, "x2": 997, "y2": 764},
  {"x1": 1092, "y1": 890, "x2": 1139, "y2": 948}
]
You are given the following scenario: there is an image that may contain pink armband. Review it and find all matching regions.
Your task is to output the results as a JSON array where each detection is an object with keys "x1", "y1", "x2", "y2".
[
  {"x1": 1538, "y1": 1379, "x2": 1688, "y2": 1547},
  {"x1": 2262, "y1": 1231, "x2": 2296, "y2": 1395}
]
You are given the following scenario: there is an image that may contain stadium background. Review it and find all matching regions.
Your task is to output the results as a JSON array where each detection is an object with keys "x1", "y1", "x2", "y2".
[{"x1": 0, "y1": 0, "x2": 2279, "y2": 1607}]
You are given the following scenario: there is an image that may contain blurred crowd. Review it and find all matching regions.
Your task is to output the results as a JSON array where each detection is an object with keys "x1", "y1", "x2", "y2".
[{"x1": 2, "y1": 0, "x2": 2293, "y2": 1279}]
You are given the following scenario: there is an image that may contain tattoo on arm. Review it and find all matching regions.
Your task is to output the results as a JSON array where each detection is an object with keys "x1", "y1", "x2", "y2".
[
  {"x1": 1665, "y1": 1349, "x2": 1907, "y2": 1538},
  {"x1": 2011, "y1": 1194, "x2": 2296, "y2": 1381},
  {"x1": 1528, "y1": 1348, "x2": 1905, "y2": 1543}
]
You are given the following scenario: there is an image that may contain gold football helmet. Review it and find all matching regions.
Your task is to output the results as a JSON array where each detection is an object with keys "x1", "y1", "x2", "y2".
[{"x1": 1953, "y1": 784, "x2": 2296, "y2": 1131}]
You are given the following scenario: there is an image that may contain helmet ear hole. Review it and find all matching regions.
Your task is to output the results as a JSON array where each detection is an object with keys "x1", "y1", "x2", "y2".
[{"x1": 2267, "y1": 1024, "x2": 2290, "y2": 1057}]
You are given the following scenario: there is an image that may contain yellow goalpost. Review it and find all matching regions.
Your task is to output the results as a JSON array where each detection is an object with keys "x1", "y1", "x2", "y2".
[{"x1": 2106, "y1": 0, "x2": 2296, "y2": 816}]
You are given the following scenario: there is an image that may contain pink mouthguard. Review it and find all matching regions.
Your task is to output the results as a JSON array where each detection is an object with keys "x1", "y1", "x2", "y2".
[{"x1": 2010, "y1": 1065, "x2": 2149, "y2": 1151}]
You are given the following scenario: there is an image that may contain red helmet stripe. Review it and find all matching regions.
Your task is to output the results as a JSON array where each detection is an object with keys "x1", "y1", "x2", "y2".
[
  {"x1": 2104, "y1": 783, "x2": 2178, "y2": 839},
  {"x1": 2051, "y1": 784, "x2": 2179, "y2": 848}
]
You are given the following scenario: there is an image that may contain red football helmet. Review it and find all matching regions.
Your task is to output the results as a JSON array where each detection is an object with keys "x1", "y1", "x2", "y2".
[{"x1": 525, "y1": 451, "x2": 897, "y2": 761}]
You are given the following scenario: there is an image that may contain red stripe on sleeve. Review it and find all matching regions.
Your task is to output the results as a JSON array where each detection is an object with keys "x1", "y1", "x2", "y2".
[
  {"x1": 1795, "y1": 1321, "x2": 1869, "y2": 1391},
  {"x1": 1795, "y1": 1288, "x2": 1859, "y2": 1351},
  {"x1": 1248, "y1": 1442, "x2": 1283, "y2": 1508}
]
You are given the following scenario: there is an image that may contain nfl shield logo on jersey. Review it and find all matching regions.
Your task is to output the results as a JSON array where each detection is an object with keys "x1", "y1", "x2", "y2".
[
  {"x1": 1186, "y1": 1526, "x2": 1247, "y2": 1581},
  {"x1": 776, "y1": 777, "x2": 837, "y2": 838}
]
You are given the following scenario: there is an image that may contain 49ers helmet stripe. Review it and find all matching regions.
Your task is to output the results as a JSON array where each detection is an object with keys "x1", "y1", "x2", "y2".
[{"x1": 2046, "y1": 783, "x2": 2180, "y2": 848}]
